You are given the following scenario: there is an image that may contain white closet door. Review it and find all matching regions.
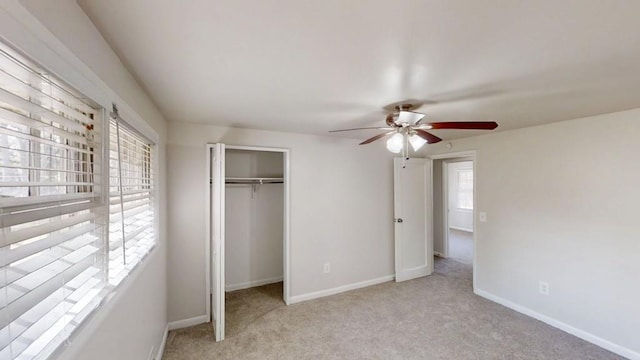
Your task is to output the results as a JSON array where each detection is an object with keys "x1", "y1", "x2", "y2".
[{"x1": 211, "y1": 143, "x2": 225, "y2": 341}]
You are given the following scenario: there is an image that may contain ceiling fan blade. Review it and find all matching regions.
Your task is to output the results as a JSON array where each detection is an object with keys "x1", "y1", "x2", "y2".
[
  {"x1": 415, "y1": 129, "x2": 442, "y2": 144},
  {"x1": 329, "y1": 126, "x2": 394, "y2": 133},
  {"x1": 359, "y1": 131, "x2": 395, "y2": 145},
  {"x1": 396, "y1": 111, "x2": 425, "y2": 125},
  {"x1": 424, "y1": 121, "x2": 498, "y2": 130}
]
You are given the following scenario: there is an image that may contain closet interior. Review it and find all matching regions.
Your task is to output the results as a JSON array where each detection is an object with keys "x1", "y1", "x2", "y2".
[{"x1": 224, "y1": 149, "x2": 285, "y2": 318}]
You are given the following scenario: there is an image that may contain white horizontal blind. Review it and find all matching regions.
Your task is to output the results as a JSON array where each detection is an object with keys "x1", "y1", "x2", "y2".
[
  {"x1": 0, "y1": 44, "x2": 108, "y2": 359},
  {"x1": 108, "y1": 117, "x2": 154, "y2": 286}
]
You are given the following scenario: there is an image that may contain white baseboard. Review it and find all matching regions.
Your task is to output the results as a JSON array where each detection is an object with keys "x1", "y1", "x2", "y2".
[
  {"x1": 289, "y1": 275, "x2": 395, "y2": 304},
  {"x1": 167, "y1": 315, "x2": 209, "y2": 331},
  {"x1": 226, "y1": 276, "x2": 283, "y2": 292},
  {"x1": 475, "y1": 289, "x2": 640, "y2": 360},
  {"x1": 155, "y1": 324, "x2": 169, "y2": 360},
  {"x1": 434, "y1": 251, "x2": 444, "y2": 257}
]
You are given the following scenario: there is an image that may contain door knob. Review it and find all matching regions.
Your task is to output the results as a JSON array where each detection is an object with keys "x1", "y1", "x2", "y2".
[{"x1": 395, "y1": 218, "x2": 403, "y2": 223}]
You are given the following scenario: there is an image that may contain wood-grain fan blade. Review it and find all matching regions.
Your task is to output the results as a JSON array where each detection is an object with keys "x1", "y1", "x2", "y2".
[
  {"x1": 424, "y1": 121, "x2": 498, "y2": 130},
  {"x1": 415, "y1": 129, "x2": 442, "y2": 144},
  {"x1": 359, "y1": 131, "x2": 396, "y2": 145},
  {"x1": 329, "y1": 126, "x2": 394, "y2": 133}
]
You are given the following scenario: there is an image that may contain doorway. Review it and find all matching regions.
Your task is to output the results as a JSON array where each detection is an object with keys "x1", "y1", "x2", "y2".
[
  {"x1": 444, "y1": 160, "x2": 474, "y2": 264},
  {"x1": 430, "y1": 152, "x2": 476, "y2": 283},
  {"x1": 206, "y1": 144, "x2": 291, "y2": 342}
]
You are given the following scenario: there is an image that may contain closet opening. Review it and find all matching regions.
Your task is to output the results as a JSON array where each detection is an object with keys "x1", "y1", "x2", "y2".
[
  {"x1": 207, "y1": 144, "x2": 290, "y2": 341},
  {"x1": 224, "y1": 148, "x2": 286, "y2": 335}
]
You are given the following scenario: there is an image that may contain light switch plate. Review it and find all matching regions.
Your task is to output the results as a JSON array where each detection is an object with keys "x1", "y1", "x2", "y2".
[{"x1": 479, "y1": 212, "x2": 487, "y2": 222}]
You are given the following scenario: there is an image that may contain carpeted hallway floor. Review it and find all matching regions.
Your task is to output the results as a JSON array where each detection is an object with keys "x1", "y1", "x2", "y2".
[{"x1": 163, "y1": 259, "x2": 621, "y2": 359}]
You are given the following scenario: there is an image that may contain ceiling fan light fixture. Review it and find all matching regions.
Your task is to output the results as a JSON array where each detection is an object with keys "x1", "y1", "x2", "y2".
[
  {"x1": 409, "y1": 134, "x2": 427, "y2": 151},
  {"x1": 386, "y1": 133, "x2": 404, "y2": 153}
]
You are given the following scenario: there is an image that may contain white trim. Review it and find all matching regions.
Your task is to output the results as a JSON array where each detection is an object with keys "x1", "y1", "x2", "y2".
[
  {"x1": 283, "y1": 149, "x2": 291, "y2": 305},
  {"x1": 204, "y1": 144, "x2": 212, "y2": 322},
  {"x1": 155, "y1": 325, "x2": 169, "y2": 360},
  {"x1": 167, "y1": 315, "x2": 209, "y2": 331},
  {"x1": 441, "y1": 160, "x2": 450, "y2": 258},
  {"x1": 426, "y1": 158, "x2": 434, "y2": 275},
  {"x1": 210, "y1": 143, "x2": 226, "y2": 341},
  {"x1": 289, "y1": 275, "x2": 395, "y2": 304},
  {"x1": 224, "y1": 145, "x2": 285, "y2": 153},
  {"x1": 225, "y1": 276, "x2": 283, "y2": 292},
  {"x1": 471, "y1": 156, "x2": 478, "y2": 288},
  {"x1": 429, "y1": 151, "x2": 476, "y2": 160},
  {"x1": 474, "y1": 289, "x2": 640, "y2": 360},
  {"x1": 449, "y1": 225, "x2": 474, "y2": 233}
]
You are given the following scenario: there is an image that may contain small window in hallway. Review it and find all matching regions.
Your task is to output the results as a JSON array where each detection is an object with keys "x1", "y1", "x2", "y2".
[{"x1": 457, "y1": 169, "x2": 473, "y2": 210}]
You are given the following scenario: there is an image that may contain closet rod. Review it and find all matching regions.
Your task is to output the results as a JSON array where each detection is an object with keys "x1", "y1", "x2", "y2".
[
  {"x1": 225, "y1": 177, "x2": 283, "y2": 185},
  {"x1": 225, "y1": 181, "x2": 283, "y2": 184}
]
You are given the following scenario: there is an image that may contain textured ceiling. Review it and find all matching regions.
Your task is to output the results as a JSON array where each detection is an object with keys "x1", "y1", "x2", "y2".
[{"x1": 78, "y1": 0, "x2": 640, "y2": 140}]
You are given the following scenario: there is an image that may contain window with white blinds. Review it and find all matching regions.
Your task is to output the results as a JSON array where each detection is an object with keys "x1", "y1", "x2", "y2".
[
  {"x1": 0, "y1": 44, "x2": 108, "y2": 359},
  {"x1": 108, "y1": 117, "x2": 154, "y2": 286}
]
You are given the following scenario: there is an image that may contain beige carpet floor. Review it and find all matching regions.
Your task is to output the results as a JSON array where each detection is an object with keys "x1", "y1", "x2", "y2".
[{"x1": 163, "y1": 259, "x2": 621, "y2": 360}]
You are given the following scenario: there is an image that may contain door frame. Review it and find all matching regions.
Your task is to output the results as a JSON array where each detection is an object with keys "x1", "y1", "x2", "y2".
[
  {"x1": 429, "y1": 151, "x2": 477, "y2": 288},
  {"x1": 205, "y1": 144, "x2": 292, "y2": 327}
]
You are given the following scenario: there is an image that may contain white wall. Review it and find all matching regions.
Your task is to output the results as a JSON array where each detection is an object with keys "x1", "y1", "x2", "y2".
[
  {"x1": 225, "y1": 150, "x2": 284, "y2": 178},
  {"x1": 225, "y1": 150, "x2": 284, "y2": 291},
  {"x1": 425, "y1": 109, "x2": 640, "y2": 358},
  {"x1": 447, "y1": 161, "x2": 474, "y2": 232},
  {"x1": 1, "y1": 1, "x2": 169, "y2": 359},
  {"x1": 167, "y1": 122, "x2": 395, "y2": 322},
  {"x1": 226, "y1": 184, "x2": 284, "y2": 291}
]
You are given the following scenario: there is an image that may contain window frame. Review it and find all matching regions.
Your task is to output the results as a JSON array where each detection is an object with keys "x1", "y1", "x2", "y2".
[
  {"x1": 0, "y1": 30, "x2": 160, "y2": 360},
  {"x1": 456, "y1": 168, "x2": 474, "y2": 211},
  {"x1": 0, "y1": 42, "x2": 110, "y2": 360}
]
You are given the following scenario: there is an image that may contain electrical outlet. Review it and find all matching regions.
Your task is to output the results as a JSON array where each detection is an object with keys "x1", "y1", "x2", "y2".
[
  {"x1": 479, "y1": 212, "x2": 487, "y2": 222},
  {"x1": 539, "y1": 281, "x2": 550, "y2": 295},
  {"x1": 323, "y1": 263, "x2": 330, "y2": 274}
]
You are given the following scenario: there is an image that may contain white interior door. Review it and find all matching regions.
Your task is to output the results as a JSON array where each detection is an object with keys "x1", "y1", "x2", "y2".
[
  {"x1": 394, "y1": 157, "x2": 432, "y2": 282},
  {"x1": 211, "y1": 143, "x2": 225, "y2": 341}
]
